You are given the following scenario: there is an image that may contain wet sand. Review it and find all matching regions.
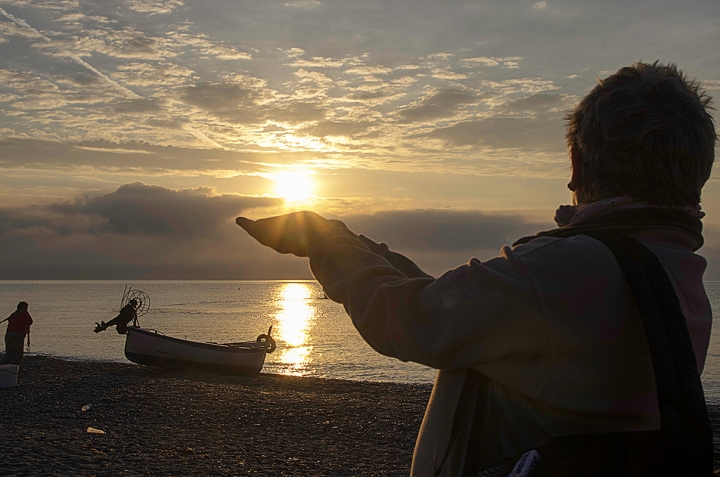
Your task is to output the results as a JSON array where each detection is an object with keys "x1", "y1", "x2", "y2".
[{"x1": 2, "y1": 356, "x2": 720, "y2": 476}]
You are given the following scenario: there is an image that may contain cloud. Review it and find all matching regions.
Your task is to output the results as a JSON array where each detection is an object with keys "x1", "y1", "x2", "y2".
[
  {"x1": 342, "y1": 209, "x2": 545, "y2": 252},
  {"x1": 481, "y1": 78, "x2": 559, "y2": 97},
  {"x1": 113, "y1": 62, "x2": 197, "y2": 87},
  {"x1": 202, "y1": 44, "x2": 252, "y2": 60},
  {"x1": 460, "y1": 57, "x2": 522, "y2": 69},
  {"x1": 414, "y1": 91, "x2": 570, "y2": 150},
  {"x1": 703, "y1": 79, "x2": 720, "y2": 91},
  {"x1": 1, "y1": 0, "x2": 719, "y2": 253},
  {"x1": 420, "y1": 114, "x2": 566, "y2": 151},
  {"x1": 0, "y1": 68, "x2": 60, "y2": 94},
  {"x1": 285, "y1": 0, "x2": 321, "y2": 8},
  {"x1": 48, "y1": 182, "x2": 272, "y2": 237},
  {"x1": 289, "y1": 57, "x2": 347, "y2": 68},
  {"x1": 301, "y1": 120, "x2": 373, "y2": 138},
  {"x1": 344, "y1": 66, "x2": 393, "y2": 76},
  {"x1": 266, "y1": 102, "x2": 327, "y2": 124},
  {"x1": 182, "y1": 82, "x2": 257, "y2": 110},
  {"x1": 84, "y1": 29, "x2": 174, "y2": 60},
  {"x1": 0, "y1": 12, "x2": 44, "y2": 40},
  {"x1": 0, "y1": 182, "x2": 277, "y2": 237},
  {"x1": 0, "y1": 10, "x2": 141, "y2": 98},
  {"x1": 396, "y1": 88, "x2": 477, "y2": 123},
  {"x1": 0, "y1": 191, "x2": 554, "y2": 279},
  {"x1": 166, "y1": 30, "x2": 252, "y2": 60},
  {"x1": 340, "y1": 209, "x2": 554, "y2": 275},
  {"x1": 288, "y1": 68, "x2": 333, "y2": 86},
  {"x1": 431, "y1": 69, "x2": 469, "y2": 80},
  {"x1": 0, "y1": 234, "x2": 150, "y2": 280},
  {"x1": 343, "y1": 78, "x2": 407, "y2": 105},
  {"x1": 284, "y1": 47, "x2": 305, "y2": 58},
  {"x1": 469, "y1": 57, "x2": 499, "y2": 67},
  {"x1": 58, "y1": 13, "x2": 112, "y2": 29},
  {"x1": 34, "y1": 27, "x2": 173, "y2": 65},
  {"x1": 20, "y1": 0, "x2": 80, "y2": 11},
  {"x1": 423, "y1": 53, "x2": 454, "y2": 61},
  {"x1": 111, "y1": 98, "x2": 165, "y2": 115},
  {"x1": 180, "y1": 80, "x2": 269, "y2": 123},
  {"x1": 0, "y1": 182, "x2": 297, "y2": 279},
  {"x1": 125, "y1": 0, "x2": 183, "y2": 15},
  {"x1": 66, "y1": 74, "x2": 105, "y2": 87},
  {"x1": 0, "y1": 138, "x2": 313, "y2": 175},
  {"x1": 504, "y1": 93, "x2": 564, "y2": 113}
]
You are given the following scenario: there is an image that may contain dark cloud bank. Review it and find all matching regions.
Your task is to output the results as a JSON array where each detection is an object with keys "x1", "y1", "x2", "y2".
[
  {"x1": 6, "y1": 182, "x2": 719, "y2": 280},
  {"x1": 0, "y1": 182, "x2": 557, "y2": 280}
]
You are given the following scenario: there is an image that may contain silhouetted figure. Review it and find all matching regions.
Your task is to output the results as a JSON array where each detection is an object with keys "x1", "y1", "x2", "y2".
[
  {"x1": 94, "y1": 299, "x2": 137, "y2": 335},
  {"x1": 0, "y1": 301, "x2": 33, "y2": 365},
  {"x1": 237, "y1": 62, "x2": 717, "y2": 476}
]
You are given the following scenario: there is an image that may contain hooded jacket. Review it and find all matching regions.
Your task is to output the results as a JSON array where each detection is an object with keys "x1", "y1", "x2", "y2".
[{"x1": 306, "y1": 203, "x2": 711, "y2": 476}]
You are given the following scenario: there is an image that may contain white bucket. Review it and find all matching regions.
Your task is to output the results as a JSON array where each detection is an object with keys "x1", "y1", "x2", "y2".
[{"x1": 0, "y1": 364, "x2": 19, "y2": 388}]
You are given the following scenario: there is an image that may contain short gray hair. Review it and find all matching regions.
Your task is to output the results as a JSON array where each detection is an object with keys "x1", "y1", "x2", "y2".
[{"x1": 566, "y1": 61, "x2": 716, "y2": 206}]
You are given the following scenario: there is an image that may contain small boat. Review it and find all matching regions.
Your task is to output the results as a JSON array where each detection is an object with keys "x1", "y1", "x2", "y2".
[{"x1": 124, "y1": 326, "x2": 276, "y2": 375}]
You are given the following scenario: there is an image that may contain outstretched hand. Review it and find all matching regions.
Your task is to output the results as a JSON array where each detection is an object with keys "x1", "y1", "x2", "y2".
[{"x1": 236, "y1": 211, "x2": 346, "y2": 257}]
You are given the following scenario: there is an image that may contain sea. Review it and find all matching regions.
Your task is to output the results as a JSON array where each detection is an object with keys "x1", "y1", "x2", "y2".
[{"x1": 2, "y1": 280, "x2": 720, "y2": 402}]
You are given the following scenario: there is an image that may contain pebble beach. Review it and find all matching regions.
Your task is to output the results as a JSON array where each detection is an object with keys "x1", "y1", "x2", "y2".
[
  {"x1": 3, "y1": 356, "x2": 720, "y2": 476},
  {"x1": 1, "y1": 356, "x2": 429, "y2": 476}
]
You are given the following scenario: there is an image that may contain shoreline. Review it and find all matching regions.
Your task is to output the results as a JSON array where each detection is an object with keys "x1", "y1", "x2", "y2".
[
  {"x1": 2, "y1": 356, "x2": 720, "y2": 476},
  {"x1": 16, "y1": 352, "x2": 437, "y2": 387}
]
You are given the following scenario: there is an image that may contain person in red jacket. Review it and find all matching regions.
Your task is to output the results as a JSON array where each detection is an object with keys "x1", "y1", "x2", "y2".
[{"x1": 0, "y1": 301, "x2": 33, "y2": 365}]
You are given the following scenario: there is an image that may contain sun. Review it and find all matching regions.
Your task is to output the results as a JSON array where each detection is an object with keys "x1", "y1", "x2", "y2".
[{"x1": 272, "y1": 171, "x2": 315, "y2": 203}]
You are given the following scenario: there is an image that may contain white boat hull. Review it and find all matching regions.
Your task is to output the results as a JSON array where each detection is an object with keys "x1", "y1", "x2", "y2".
[{"x1": 124, "y1": 327, "x2": 270, "y2": 375}]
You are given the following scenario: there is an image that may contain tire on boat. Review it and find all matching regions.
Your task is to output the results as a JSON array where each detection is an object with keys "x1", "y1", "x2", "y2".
[{"x1": 256, "y1": 334, "x2": 276, "y2": 353}]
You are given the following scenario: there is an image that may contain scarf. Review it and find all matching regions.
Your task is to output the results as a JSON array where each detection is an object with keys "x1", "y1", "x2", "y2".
[{"x1": 514, "y1": 196, "x2": 704, "y2": 250}]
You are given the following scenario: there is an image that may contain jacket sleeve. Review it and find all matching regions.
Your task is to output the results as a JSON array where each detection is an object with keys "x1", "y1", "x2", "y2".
[
  {"x1": 357, "y1": 234, "x2": 433, "y2": 279},
  {"x1": 307, "y1": 228, "x2": 550, "y2": 371}
]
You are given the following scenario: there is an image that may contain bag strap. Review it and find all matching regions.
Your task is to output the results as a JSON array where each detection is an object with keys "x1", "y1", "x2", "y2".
[
  {"x1": 445, "y1": 235, "x2": 713, "y2": 476},
  {"x1": 588, "y1": 235, "x2": 713, "y2": 474}
]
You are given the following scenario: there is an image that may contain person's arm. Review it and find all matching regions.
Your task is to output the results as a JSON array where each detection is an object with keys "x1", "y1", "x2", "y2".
[
  {"x1": 357, "y1": 235, "x2": 433, "y2": 279},
  {"x1": 1, "y1": 310, "x2": 18, "y2": 324},
  {"x1": 238, "y1": 212, "x2": 549, "y2": 371},
  {"x1": 305, "y1": 227, "x2": 548, "y2": 370}
]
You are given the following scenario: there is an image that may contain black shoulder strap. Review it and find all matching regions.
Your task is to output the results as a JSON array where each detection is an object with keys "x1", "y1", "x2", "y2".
[
  {"x1": 450, "y1": 235, "x2": 713, "y2": 476},
  {"x1": 588, "y1": 235, "x2": 713, "y2": 474}
]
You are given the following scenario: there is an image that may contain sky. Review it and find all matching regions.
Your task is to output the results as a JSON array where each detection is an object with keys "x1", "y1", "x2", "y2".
[{"x1": 0, "y1": 0, "x2": 719, "y2": 280}]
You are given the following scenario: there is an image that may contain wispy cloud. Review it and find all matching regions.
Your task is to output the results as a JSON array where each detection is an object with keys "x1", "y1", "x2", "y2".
[
  {"x1": 125, "y1": 0, "x2": 184, "y2": 15},
  {"x1": 0, "y1": 7, "x2": 141, "y2": 98}
]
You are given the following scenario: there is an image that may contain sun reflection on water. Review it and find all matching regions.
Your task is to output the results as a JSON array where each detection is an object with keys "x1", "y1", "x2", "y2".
[{"x1": 274, "y1": 282, "x2": 316, "y2": 376}]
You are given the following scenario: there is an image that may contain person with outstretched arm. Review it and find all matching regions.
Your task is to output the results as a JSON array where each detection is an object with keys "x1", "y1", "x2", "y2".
[
  {"x1": 237, "y1": 62, "x2": 716, "y2": 476},
  {"x1": 94, "y1": 299, "x2": 138, "y2": 334},
  {"x1": 0, "y1": 301, "x2": 33, "y2": 365}
]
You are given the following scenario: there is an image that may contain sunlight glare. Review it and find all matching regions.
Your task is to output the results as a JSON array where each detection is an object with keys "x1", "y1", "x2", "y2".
[
  {"x1": 274, "y1": 283, "x2": 316, "y2": 375},
  {"x1": 272, "y1": 171, "x2": 315, "y2": 203}
]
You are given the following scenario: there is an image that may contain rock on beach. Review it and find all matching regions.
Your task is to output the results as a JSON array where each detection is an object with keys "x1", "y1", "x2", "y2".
[{"x1": 3, "y1": 356, "x2": 720, "y2": 476}]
